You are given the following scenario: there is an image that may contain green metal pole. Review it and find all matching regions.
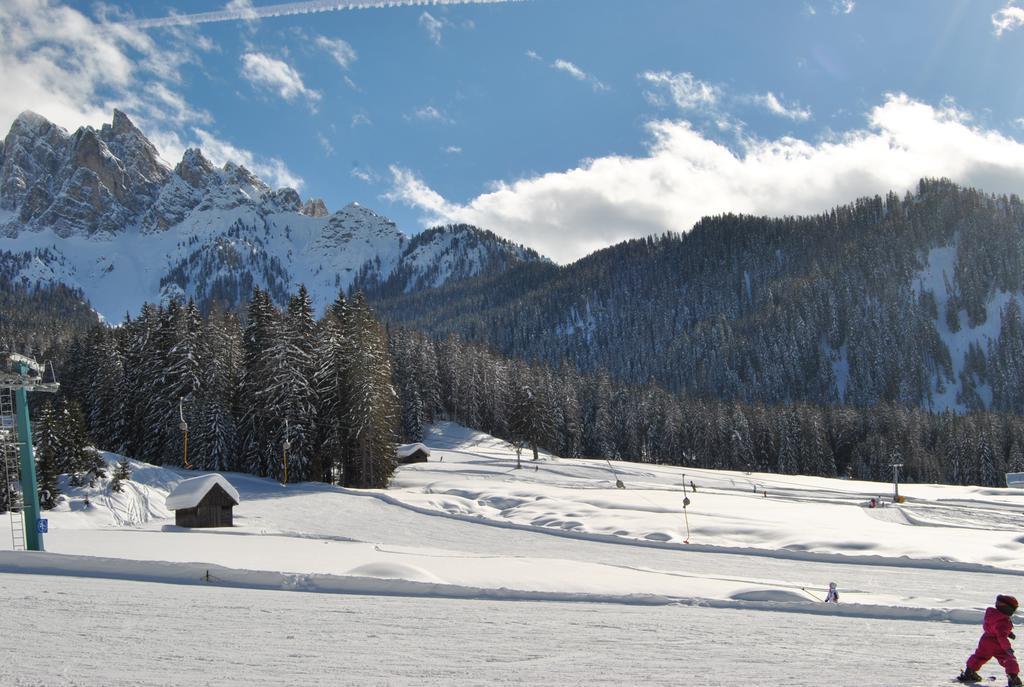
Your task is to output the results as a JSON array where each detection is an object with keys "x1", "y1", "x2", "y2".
[{"x1": 14, "y1": 362, "x2": 41, "y2": 551}]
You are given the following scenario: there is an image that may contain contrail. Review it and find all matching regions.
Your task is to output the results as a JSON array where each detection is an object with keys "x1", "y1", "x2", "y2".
[{"x1": 127, "y1": 0, "x2": 524, "y2": 29}]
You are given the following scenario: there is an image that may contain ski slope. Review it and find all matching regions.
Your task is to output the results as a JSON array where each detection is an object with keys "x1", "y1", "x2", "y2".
[{"x1": 2, "y1": 422, "x2": 1023, "y2": 685}]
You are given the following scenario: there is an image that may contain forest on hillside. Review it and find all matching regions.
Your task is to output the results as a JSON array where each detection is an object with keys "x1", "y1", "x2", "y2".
[
  {"x1": 6, "y1": 285, "x2": 1019, "y2": 515},
  {"x1": 366, "y1": 180, "x2": 1024, "y2": 414}
]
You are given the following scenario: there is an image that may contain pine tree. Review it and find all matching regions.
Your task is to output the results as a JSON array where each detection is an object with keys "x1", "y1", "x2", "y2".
[
  {"x1": 161, "y1": 300, "x2": 205, "y2": 466},
  {"x1": 109, "y1": 457, "x2": 132, "y2": 494},
  {"x1": 82, "y1": 325, "x2": 127, "y2": 453},
  {"x1": 311, "y1": 291, "x2": 349, "y2": 483},
  {"x1": 267, "y1": 285, "x2": 318, "y2": 482},
  {"x1": 121, "y1": 303, "x2": 164, "y2": 462},
  {"x1": 192, "y1": 309, "x2": 241, "y2": 471},
  {"x1": 34, "y1": 402, "x2": 61, "y2": 509},
  {"x1": 508, "y1": 363, "x2": 553, "y2": 462},
  {"x1": 48, "y1": 398, "x2": 107, "y2": 487},
  {"x1": 337, "y1": 294, "x2": 398, "y2": 488},
  {"x1": 237, "y1": 288, "x2": 281, "y2": 477}
]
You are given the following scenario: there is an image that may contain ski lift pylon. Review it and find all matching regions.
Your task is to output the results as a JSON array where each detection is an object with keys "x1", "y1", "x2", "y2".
[{"x1": 178, "y1": 397, "x2": 191, "y2": 469}]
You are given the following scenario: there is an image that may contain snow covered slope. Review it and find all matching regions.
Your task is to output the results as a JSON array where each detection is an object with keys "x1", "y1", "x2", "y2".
[
  {"x1": 3, "y1": 423, "x2": 1023, "y2": 685},
  {"x1": 912, "y1": 242, "x2": 1024, "y2": 412},
  {"x1": 5, "y1": 422, "x2": 1024, "y2": 611},
  {"x1": 0, "y1": 111, "x2": 541, "y2": 319},
  {"x1": 0, "y1": 572, "x2": 990, "y2": 687}
]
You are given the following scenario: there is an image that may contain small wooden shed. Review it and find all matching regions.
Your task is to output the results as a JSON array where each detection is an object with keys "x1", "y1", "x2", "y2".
[
  {"x1": 396, "y1": 443, "x2": 431, "y2": 464},
  {"x1": 165, "y1": 474, "x2": 240, "y2": 528}
]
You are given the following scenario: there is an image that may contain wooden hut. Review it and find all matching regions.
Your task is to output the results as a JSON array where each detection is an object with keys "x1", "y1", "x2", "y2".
[
  {"x1": 165, "y1": 474, "x2": 240, "y2": 528},
  {"x1": 396, "y1": 443, "x2": 431, "y2": 464}
]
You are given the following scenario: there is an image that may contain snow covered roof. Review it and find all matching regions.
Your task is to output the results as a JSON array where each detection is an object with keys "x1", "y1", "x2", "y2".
[
  {"x1": 165, "y1": 474, "x2": 240, "y2": 511},
  {"x1": 396, "y1": 443, "x2": 431, "y2": 459}
]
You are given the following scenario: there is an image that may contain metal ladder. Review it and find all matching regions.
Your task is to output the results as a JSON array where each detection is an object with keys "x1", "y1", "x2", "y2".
[{"x1": 1, "y1": 387, "x2": 25, "y2": 551}]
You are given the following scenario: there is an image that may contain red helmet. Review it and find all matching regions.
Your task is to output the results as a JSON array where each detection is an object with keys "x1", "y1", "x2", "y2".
[{"x1": 997, "y1": 595, "x2": 1019, "y2": 613}]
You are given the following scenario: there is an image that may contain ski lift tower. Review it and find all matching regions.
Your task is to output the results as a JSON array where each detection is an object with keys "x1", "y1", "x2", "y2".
[{"x1": 1, "y1": 353, "x2": 59, "y2": 551}]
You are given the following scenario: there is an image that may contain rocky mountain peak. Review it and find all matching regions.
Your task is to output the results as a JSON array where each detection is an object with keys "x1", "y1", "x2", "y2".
[
  {"x1": 223, "y1": 161, "x2": 269, "y2": 195},
  {"x1": 301, "y1": 197, "x2": 328, "y2": 217},
  {"x1": 10, "y1": 110, "x2": 58, "y2": 136},
  {"x1": 175, "y1": 148, "x2": 216, "y2": 189},
  {"x1": 70, "y1": 126, "x2": 128, "y2": 204},
  {"x1": 107, "y1": 109, "x2": 139, "y2": 137},
  {"x1": 1, "y1": 112, "x2": 70, "y2": 214},
  {"x1": 99, "y1": 109, "x2": 170, "y2": 191},
  {"x1": 270, "y1": 187, "x2": 302, "y2": 212}
]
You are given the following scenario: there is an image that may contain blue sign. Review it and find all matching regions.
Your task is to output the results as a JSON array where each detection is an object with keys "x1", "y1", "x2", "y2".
[{"x1": 36, "y1": 518, "x2": 48, "y2": 534}]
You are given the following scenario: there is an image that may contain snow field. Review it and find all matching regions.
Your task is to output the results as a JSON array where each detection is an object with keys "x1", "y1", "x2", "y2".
[
  {"x1": 3, "y1": 422, "x2": 1024, "y2": 684},
  {"x1": 0, "y1": 572, "x2": 984, "y2": 687}
]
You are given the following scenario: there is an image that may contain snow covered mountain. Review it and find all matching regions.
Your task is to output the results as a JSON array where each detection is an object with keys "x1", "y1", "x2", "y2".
[
  {"x1": 0, "y1": 110, "x2": 540, "y2": 319},
  {"x1": 351, "y1": 223, "x2": 544, "y2": 297}
]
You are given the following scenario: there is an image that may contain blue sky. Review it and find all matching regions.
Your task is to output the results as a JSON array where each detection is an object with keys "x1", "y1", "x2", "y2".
[{"x1": 4, "y1": 0, "x2": 1024, "y2": 261}]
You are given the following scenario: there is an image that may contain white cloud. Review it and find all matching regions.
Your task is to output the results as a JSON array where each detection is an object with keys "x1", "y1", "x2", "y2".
[
  {"x1": 553, "y1": 59, "x2": 586, "y2": 81},
  {"x1": 644, "y1": 71, "x2": 810, "y2": 124},
  {"x1": 143, "y1": 82, "x2": 213, "y2": 127},
  {"x1": 193, "y1": 128, "x2": 304, "y2": 190},
  {"x1": 445, "y1": 145, "x2": 463, "y2": 154},
  {"x1": 317, "y1": 132, "x2": 335, "y2": 156},
  {"x1": 314, "y1": 36, "x2": 357, "y2": 70},
  {"x1": 833, "y1": 0, "x2": 855, "y2": 15},
  {"x1": 351, "y1": 166, "x2": 379, "y2": 183},
  {"x1": 352, "y1": 113, "x2": 372, "y2": 127},
  {"x1": 240, "y1": 52, "x2": 321, "y2": 106},
  {"x1": 420, "y1": 11, "x2": 445, "y2": 45},
  {"x1": 993, "y1": 3, "x2": 1024, "y2": 36},
  {"x1": 386, "y1": 94, "x2": 1024, "y2": 264},
  {"x1": 525, "y1": 50, "x2": 542, "y2": 61},
  {"x1": 1015, "y1": 118, "x2": 1024, "y2": 129},
  {"x1": 642, "y1": 71, "x2": 719, "y2": 111},
  {"x1": 0, "y1": 2, "x2": 303, "y2": 197},
  {"x1": 753, "y1": 92, "x2": 812, "y2": 121},
  {"x1": 408, "y1": 106, "x2": 453, "y2": 123},
  {"x1": 552, "y1": 59, "x2": 609, "y2": 92},
  {"x1": 0, "y1": 0, "x2": 158, "y2": 131}
]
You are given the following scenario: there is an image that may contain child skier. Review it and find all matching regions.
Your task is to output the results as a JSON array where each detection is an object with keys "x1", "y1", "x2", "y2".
[
  {"x1": 824, "y1": 582, "x2": 839, "y2": 603},
  {"x1": 958, "y1": 595, "x2": 1021, "y2": 686}
]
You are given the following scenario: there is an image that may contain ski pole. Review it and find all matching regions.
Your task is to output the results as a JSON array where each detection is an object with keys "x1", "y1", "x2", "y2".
[{"x1": 800, "y1": 587, "x2": 823, "y2": 602}]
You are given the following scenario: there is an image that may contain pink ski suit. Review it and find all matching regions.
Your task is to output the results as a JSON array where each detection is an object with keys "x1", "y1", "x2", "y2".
[{"x1": 967, "y1": 607, "x2": 1019, "y2": 676}]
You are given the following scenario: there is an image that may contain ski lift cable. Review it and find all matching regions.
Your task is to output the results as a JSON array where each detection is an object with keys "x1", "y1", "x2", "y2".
[
  {"x1": 604, "y1": 457, "x2": 626, "y2": 489},
  {"x1": 676, "y1": 464, "x2": 863, "y2": 496},
  {"x1": 596, "y1": 558, "x2": 832, "y2": 594},
  {"x1": 588, "y1": 462, "x2": 695, "y2": 542}
]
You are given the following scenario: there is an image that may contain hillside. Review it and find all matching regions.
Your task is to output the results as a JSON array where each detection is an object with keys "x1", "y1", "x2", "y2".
[{"x1": 366, "y1": 181, "x2": 1024, "y2": 414}]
